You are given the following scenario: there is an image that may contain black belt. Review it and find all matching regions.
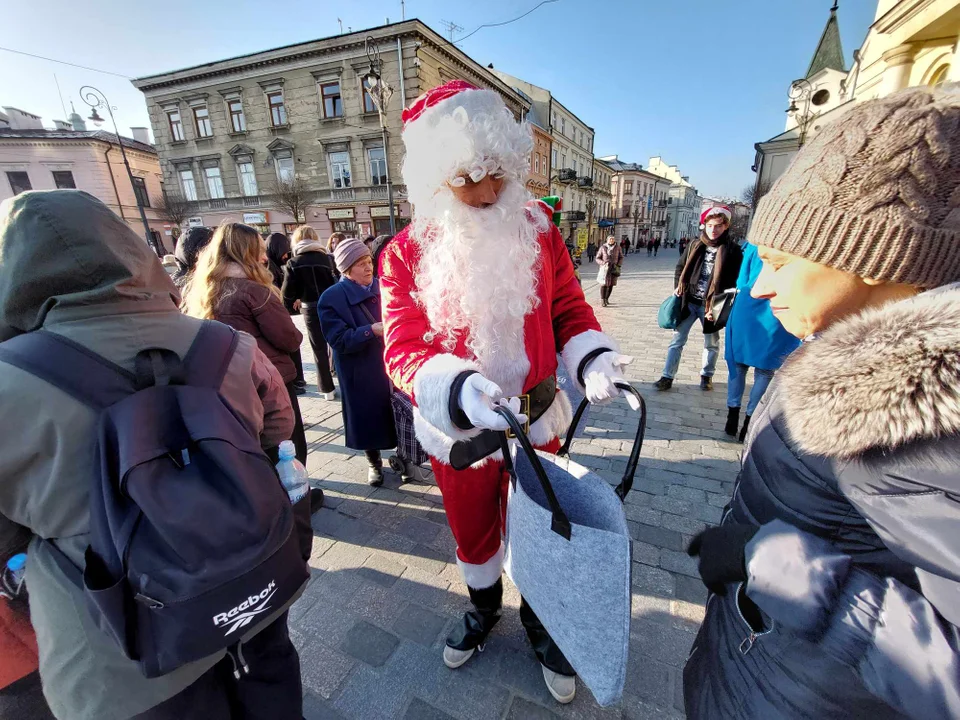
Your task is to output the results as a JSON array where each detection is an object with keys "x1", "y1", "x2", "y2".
[{"x1": 449, "y1": 375, "x2": 557, "y2": 471}]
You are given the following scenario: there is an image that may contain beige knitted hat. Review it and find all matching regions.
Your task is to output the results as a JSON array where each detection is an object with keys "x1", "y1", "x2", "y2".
[{"x1": 749, "y1": 84, "x2": 960, "y2": 288}]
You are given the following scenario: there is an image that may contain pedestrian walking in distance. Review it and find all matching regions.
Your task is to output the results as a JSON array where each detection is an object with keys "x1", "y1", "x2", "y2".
[
  {"x1": 319, "y1": 239, "x2": 397, "y2": 486},
  {"x1": 723, "y1": 241, "x2": 800, "y2": 441},
  {"x1": 685, "y1": 85, "x2": 960, "y2": 720},
  {"x1": 182, "y1": 223, "x2": 310, "y2": 469},
  {"x1": 282, "y1": 225, "x2": 338, "y2": 399},
  {"x1": 596, "y1": 235, "x2": 623, "y2": 307},
  {"x1": 654, "y1": 237, "x2": 661, "y2": 257},
  {"x1": 654, "y1": 206, "x2": 743, "y2": 391}
]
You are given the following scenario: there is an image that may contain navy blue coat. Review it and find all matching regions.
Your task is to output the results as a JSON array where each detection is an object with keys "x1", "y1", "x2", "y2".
[{"x1": 318, "y1": 278, "x2": 397, "y2": 451}]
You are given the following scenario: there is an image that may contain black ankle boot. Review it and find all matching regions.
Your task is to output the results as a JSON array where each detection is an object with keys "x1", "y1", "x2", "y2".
[
  {"x1": 447, "y1": 579, "x2": 503, "y2": 651},
  {"x1": 739, "y1": 415, "x2": 752, "y2": 443},
  {"x1": 725, "y1": 407, "x2": 740, "y2": 437}
]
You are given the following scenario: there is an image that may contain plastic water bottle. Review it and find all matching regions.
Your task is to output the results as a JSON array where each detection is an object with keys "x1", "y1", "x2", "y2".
[
  {"x1": 3, "y1": 553, "x2": 26, "y2": 598},
  {"x1": 276, "y1": 440, "x2": 309, "y2": 504}
]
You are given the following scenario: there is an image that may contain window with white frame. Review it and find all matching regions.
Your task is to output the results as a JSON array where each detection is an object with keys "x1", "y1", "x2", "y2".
[
  {"x1": 368, "y1": 147, "x2": 387, "y2": 185},
  {"x1": 238, "y1": 161, "x2": 258, "y2": 196},
  {"x1": 193, "y1": 106, "x2": 212, "y2": 138},
  {"x1": 268, "y1": 91, "x2": 287, "y2": 126},
  {"x1": 178, "y1": 168, "x2": 197, "y2": 201},
  {"x1": 204, "y1": 166, "x2": 224, "y2": 199},
  {"x1": 560, "y1": 117, "x2": 565, "y2": 136},
  {"x1": 329, "y1": 151, "x2": 352, "y2": 188},
  {"x1": 552, "y1": 148, "x2": 557, "y2": 169},
  {"x1": 167, "y1": 109, "x2": 185, "y2": 142},
  {"x1": 275, "y1": 152, "x2": 294, "y2": 183},
  {"x1": 534, "y1": 154, "x2": 539, "y2": 174},
  {"x1": 228, "y1": 99, "x2": 246, "y2": 133}
]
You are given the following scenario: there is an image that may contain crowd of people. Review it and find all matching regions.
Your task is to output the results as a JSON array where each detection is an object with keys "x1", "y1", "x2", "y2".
[{"x1": 0, "y1": 80, "x2": 958, "y2": 720}]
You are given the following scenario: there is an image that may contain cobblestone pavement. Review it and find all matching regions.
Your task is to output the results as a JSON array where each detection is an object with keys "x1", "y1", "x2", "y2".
[{"x1": 291, "y1": 248, "x2": 748, "y2": 719}]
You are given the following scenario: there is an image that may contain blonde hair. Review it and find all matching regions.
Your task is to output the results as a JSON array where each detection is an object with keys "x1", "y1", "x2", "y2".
[
  {"x1": 182, "y1": 222, "x2": 280, "y2": 319},
  {"x1": 292, "y1": 225, "x2": 319, "y2": 245}
]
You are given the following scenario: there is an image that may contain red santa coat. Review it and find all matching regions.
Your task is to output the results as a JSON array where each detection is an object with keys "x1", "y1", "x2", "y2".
[{"x1": 379, "y1": 201, "x2": 617, "y2": 464}]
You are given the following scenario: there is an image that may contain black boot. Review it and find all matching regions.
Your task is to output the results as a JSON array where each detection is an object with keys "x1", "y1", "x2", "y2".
[
  {"x1": 739, "y1": 415, "x2": 752, "y2": 443},
  {"x1": 724, "y1": 407, "x2": 740, "y2": 437},
  {"x1": 519, "y1": 597, "x2": 575, "y2": 676},
  {"x1": 444, "y1": 579, "x2": 503, "y2": 667}
]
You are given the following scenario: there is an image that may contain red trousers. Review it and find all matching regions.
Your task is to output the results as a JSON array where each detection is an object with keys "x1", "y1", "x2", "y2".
[{"x1": 431, "y1": 438, "x2": 560, "y2": 589}]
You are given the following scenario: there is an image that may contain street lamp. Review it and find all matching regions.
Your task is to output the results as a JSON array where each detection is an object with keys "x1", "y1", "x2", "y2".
[
  {"x1": 786, "y1": 78, "x2": 818, "y2": 148},
  {"x1": 81, "y1": 86, "x2": 156, "y2": 254},
  {"x1": 363, "y1": 37, "x2": 397, "y2": 235}
]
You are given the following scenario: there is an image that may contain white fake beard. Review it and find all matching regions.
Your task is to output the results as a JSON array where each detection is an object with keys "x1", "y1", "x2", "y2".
[{"x1": 412, "y1": 180, "x2": 546, "y2": 393}]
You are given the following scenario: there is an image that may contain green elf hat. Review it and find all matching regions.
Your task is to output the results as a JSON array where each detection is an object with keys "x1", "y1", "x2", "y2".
[{"x1": 540, "y1": 196, "x2": 563, "y2": 228}]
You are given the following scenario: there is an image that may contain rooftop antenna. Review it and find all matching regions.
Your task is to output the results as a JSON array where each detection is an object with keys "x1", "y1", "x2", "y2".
[
  {"x1": 338, "y1": 18, "x2": 344, "y2": 33},
  {"x1": 401, "y1": 0, "x2": 406, "y2": 20},
  {"x1": 440, "y1": 19, "x2": 464, "y2": 42}
]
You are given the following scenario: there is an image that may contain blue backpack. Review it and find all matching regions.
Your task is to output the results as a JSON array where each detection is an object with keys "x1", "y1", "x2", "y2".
[{"x1": 0, "y1": 321, "x2": 310, "y2": 678}]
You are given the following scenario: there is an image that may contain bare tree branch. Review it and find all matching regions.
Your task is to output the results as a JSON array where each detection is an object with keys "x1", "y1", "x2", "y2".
[
  {"x1": 269, "y1": 174, "x2": 312, "y2": 224},
  {"x1": 743, "y1": 179, "x2": 772, "y2": 214},
  {"x1": 155, "y1": 190, "x2": 192, "y2": 229}
]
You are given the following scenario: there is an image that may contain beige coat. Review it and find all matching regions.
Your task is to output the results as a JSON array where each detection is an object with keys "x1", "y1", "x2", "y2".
[{"x1": 0, "y1": 191, "x2": 294, "y2": 719}]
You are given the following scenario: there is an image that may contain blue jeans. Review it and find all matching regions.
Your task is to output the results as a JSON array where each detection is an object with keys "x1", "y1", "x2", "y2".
[
  {"x1": 726, "y1": 362, "x2": 775, "y2": 415},
  {"x1": 662, "y1": 302, "x2": 720, "y2": 379}
]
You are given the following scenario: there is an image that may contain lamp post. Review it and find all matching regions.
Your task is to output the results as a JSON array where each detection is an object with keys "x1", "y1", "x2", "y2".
[
  {"x1": 363, "y1": 37, "x2": 397, "y2": 235},
  {"x1": 81, "y1": 85, "x2": 156, "y2": 254},
  {"x1": 786, "y1": 78, "x2": 818, "y2": 148}
]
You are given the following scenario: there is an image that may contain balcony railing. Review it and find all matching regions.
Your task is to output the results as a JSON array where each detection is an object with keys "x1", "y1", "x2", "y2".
[
  {"x1": 560, "y1": 210, "x2": 586, "y2": 222},
  {"x1": 577, "y1": 176, "x2": 593, "y2": 188},
  {"x1": 557, "y1": 168, "x2": 577, "y2": 183}
]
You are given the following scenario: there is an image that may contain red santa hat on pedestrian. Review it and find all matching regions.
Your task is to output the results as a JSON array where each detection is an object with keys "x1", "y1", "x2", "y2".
[
  {"x1": 699, "y1": 205, "x2": 732, "y2": 228},
  {"x1": 401, "y1": 80, "x2": 533, "y2": 209}
]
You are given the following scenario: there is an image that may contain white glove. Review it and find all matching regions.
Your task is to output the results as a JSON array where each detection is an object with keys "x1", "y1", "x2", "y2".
[
  {"x1": 584, "y1": 352, "x2": 641, "y2": 411},
  {"x1": 458, "y1": 374, "x2": 528, "y2": 432}
]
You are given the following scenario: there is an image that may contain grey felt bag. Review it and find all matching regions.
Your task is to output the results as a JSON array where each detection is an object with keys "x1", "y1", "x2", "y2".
[{"x1": 495, "y1": 383, "x2": 646, "y2": 707}]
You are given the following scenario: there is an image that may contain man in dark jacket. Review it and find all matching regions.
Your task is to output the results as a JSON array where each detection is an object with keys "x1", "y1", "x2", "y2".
[
  {"x1": 684, "y1": 86, "x2": 960, "y2": 720},
  {"x1": 654, "y1": 206, "x2": 742, "y2": 391},
  {"x1": 283, "y1": 230, "x2": 338, "y2": 398},
  {"x1": 170, "y1": 226, "x2": 213, "y2": 288}
]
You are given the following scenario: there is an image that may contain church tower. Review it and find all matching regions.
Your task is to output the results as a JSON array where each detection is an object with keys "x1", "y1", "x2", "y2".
[{"x1": 785, "y1": 2, "x2": 848, "y2": 135}]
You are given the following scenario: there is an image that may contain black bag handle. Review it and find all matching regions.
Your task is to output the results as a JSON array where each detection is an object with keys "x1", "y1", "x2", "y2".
[
  {"x1": 493, "y1": 405, "x2": 572, "y2": 542},
  {"x1": 557, "y1": 382, "x2": 646, "y2": 503}
]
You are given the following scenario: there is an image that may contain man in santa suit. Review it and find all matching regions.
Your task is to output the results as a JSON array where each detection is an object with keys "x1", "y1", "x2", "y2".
[{"x1": 379, "y1": 80, "x2": 634, "y2": 704}]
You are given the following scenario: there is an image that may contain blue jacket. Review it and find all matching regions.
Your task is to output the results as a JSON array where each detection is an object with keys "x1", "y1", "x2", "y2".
[
  {"x1": 724, "y1": 243, "x2": 799, "y2": 370},
  {"x1": 685, "y1": 287, "x2": 960, "y2": 719},
  {"x1": 318, "y1": 278, "x2": 397, "y2": 451}
]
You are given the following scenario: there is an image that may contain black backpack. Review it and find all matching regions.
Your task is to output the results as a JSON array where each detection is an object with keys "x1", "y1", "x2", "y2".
[{"x1": 0, "y1": 321, "x2": 309, "y2": 678}]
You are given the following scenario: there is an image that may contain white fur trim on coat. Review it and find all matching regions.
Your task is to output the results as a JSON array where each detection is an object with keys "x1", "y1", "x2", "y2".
[
  {"x1": 413, "y1": 353, "x2": 482, "y2": 444},
  {"x1": 457, "y1": 542, "x2": 504, "y2": 589},
  {"x1": 560, "y1": 329, "x2": 619, "y2": 393},
  {"x1": 415, "y1": 384, "x2": 573, "y2": 467}
]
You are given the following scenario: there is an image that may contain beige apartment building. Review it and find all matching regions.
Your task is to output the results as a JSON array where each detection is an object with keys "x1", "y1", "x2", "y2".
[
  {"x1": 0, "y1": 106, "x2": 172, "y2": 251},
  {"x1": 131, "y1": 20, "x2": 528, "y2": 238},
  {"x1": 754, "y1": 0, "x2": 960, "y2": 194},
  {"x1": 601, "y1": 156, "x2": 672, "y2": 245}
]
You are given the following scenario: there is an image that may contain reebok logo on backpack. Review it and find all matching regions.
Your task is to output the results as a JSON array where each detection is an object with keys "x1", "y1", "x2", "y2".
[
  {"x1": 0, "y1": 322, "x2": 310, "y2": 678},
  {"x1": 214, "y1": 579, "x2": 278, "y2": 636}
]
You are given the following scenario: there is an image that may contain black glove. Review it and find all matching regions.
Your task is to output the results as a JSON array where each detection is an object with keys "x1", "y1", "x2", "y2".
[{"x1": 687, "y1": 524, "x2": 757, "y2": 596}]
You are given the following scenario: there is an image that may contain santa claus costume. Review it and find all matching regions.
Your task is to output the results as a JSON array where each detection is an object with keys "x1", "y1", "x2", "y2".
[{"x1": 379, "y1": 80, "x2": 632, "y2": 704}]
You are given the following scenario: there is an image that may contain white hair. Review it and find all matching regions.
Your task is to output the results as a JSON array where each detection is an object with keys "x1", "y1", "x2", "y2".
[
  {"x1": 402, "y1": 88, "x2": 534, "y2": 211},
  {"x1": 410, "y1": 179, "x2": 547, "y2": 393}
]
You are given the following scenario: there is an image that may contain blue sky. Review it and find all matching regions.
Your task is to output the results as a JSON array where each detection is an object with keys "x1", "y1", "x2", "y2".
[{"x1": 2, "y1": 0, "x2": 877, "y2": 197}]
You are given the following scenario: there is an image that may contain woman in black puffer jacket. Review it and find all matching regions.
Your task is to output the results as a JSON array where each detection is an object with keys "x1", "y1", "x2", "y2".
[{"x1": 684, "y1": 86, "x2": 960, "y2": 720}]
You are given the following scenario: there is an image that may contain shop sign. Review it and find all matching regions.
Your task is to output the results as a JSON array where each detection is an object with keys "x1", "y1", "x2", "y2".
[
  {"x1": 243, "y1": 212, "x2": 268, "y2": 224},
  {"x1": 327, "y1": 208, "x2": 355, "y2": 220},
  {"x1": 187, "y1": 217, "x2": 203, "y2": 227},
  {"x1": 370, "y1": 206, "x2": 400, "y2": 218}
]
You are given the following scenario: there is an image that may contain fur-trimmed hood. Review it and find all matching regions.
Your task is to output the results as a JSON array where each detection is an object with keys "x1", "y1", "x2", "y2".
[{"x1": 780, "y1": 284, "x2": 960, "y2": 458}]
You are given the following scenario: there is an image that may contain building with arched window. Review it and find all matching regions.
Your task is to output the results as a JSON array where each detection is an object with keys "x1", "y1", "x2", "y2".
[{"x1": 753, "y1": 1, "x2": 960, "y2": 199}]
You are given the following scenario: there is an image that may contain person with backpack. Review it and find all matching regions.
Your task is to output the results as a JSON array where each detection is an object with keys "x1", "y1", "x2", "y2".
[
  {"x1": 0, "y1": 190, "x2": 307, "y2": 720},
  {"x1": 283, "y1": 225, "x2": 338, "y2": 400},
  {"x1": 319, "y1": 239, "x2": 398, "y2": 486}
]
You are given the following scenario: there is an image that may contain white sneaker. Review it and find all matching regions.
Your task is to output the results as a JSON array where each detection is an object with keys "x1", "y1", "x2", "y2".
[
  {"x1": 320, "y1": 391, "x2": 338, "y2": 401},
  {"x1": 442, "y1": 644, "x2": 476, "y2": 669},
  {"x1": 541, "y1": 665, "x2": 576, "y2": 704}
]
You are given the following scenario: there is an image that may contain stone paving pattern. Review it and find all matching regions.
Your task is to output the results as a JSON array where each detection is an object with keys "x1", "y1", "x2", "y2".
[{"x1": 290, "y1": 250, "x2": 748, "y2": 719}]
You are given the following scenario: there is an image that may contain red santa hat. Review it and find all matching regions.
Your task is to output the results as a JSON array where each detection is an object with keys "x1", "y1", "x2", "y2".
[
  {"x1": 700, "y1": 205, "x2": 732, "y2": 226},
  {"x1": 400, "y1": 79, "x2": 533, "y2": 210}
]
